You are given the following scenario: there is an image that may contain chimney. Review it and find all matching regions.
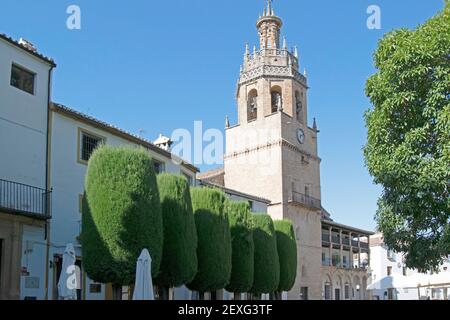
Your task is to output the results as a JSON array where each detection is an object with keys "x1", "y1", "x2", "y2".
[
  {"x1": 18, "y1": 38, "x2": 37, "y2": 52},
  {"x1": 154, "y1": 134, "x2": 173, "y2": 152}
]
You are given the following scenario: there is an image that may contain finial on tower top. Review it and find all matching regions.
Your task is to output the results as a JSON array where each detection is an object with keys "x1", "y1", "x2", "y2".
[{"x1": 267, "y1": 0, "x2": 272, "y2": 16}]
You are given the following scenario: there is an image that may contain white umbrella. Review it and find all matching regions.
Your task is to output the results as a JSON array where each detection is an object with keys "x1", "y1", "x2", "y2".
[
  {"x1": 58, "y1": 243, "x2": 78, "y2": 300},
  {"x1": 133, "y1": 249, "x2": 154, "y2": 300}
]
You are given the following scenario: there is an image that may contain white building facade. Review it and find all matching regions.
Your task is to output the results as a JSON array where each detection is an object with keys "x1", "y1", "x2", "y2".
[
  {"x1": 368, "y1": 233, "x2": 450, "y2": 300},
  {"x1": 0, "y1": 34, "x2": 55, "y2": 300}
]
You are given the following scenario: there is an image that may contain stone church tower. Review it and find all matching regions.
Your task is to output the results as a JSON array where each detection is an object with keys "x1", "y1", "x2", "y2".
[{"x1": 223, "y1": 0, "x2": 323, "y2": 299}]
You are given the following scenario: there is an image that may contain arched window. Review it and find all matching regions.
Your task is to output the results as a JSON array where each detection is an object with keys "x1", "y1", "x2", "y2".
[
  {"x1": 271, "y1": 86, "x2": 282, "y2": 113},
  {"x1": 247, "y1": 89, "x2": 258, "y2": 122},
  {"x1": 295, "y1": 91, "x2": 303, "y2": 123}
]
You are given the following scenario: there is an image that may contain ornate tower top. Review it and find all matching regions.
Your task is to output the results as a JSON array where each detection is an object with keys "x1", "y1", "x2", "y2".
[
  {"x1": 238, "y1": 0, "x2": 306, "y2": 88},
  {"x1": 257, "y1": 0, "x2": 283, "y2": 49}
]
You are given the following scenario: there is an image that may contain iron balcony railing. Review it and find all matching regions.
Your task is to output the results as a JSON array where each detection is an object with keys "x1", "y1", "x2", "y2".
[
  {"x1": 290, "y1": 191, "x2": 321, "y2": 210},
  {"x1": 0, "y1": 179, "x2": 51, "y2": 219}
]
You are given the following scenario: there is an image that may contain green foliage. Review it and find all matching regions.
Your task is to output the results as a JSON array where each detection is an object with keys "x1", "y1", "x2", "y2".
[
  {"x1": 187, "y1": 188, "x2": 232, "y2": 292},
  {"x1": 251, "y1": 214, "x2": 280, "y2": 295},
  {"x1": 225, "y1": 200, "x2": 254, "y2": 293},
  {"x1": 156, "y1": 173, "x2": 198, "y2": 288},
  {"x1": 81, "y1": 146, "x2": 163, "y2": 285},
  {"x1": 274, "y1": 220, "x2": 297, "y2": 292},
  {"x1": 364, "y1": 3, "x2": 450, "y2": 271}
]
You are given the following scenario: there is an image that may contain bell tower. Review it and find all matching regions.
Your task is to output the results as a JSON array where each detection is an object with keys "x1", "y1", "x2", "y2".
[{"x1": 224, "y1": 0, "x2": 323, "y2": 300}]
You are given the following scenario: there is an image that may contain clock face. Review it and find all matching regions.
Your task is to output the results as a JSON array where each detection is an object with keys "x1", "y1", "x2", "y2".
[{"x1": 297, "y1": 129, "x2": 305, "y2": 144}]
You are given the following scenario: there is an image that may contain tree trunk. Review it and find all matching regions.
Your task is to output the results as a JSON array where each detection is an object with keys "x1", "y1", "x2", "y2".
[{"x1": 112, "y1": 285, "x2": 122, "y2": 300}]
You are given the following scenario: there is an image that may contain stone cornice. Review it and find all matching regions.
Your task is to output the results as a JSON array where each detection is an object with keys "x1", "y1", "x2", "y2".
[
  {"x1": 239, "y1": 65, "x2": 307, "y2": 86},
  {"x1": 224, "y1": 138, "x2": 321, "y2": 162}
]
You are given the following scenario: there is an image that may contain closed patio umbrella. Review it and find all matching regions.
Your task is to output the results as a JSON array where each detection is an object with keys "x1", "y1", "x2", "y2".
[
  {"x1": 58, "y1": 243, "x2": 78, "y2": 300},
  {"x1": 133, "y1": 249, "x2": 154, "y2": 300}
]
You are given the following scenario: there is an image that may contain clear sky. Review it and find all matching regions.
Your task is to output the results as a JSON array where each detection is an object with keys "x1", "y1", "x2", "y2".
[{"x1": 1, "y1": 0, "x2": 445, "y2": 231}]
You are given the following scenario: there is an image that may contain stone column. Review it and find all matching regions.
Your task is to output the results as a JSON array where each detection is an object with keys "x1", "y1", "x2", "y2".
[
  {"x1": 339, "y1": 229, "x2": 343, "y2": 269},
  {"x1": 328, "y1": 226, "x2": 332, "y2": 266}
]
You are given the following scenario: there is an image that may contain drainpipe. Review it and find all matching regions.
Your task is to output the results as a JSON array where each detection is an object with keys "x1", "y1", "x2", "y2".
[{"x1": 44, "y1": 63, "x2": 55, "y2": 300}]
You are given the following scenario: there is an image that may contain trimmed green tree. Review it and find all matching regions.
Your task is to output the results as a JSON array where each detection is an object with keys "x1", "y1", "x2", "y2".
[
  {"x1": 251, "y1": 214, "x2": 280, "y2": 296},
  {"x1": 225, "y1": 200, "x2": 254, "y2": 295},
  {"x1": 81, "y1": 146, "x2": 163, "y2": 291},
  {"x1": 274, "y1": 220, "x2": 297, "y2": 293},
  {"x1": 156, "y1": 173, "x2": 198, "y2": 289},
  {"x1": 364, "y1": 2, "x2": 450, "y2": 271},
  {"x1": 187, "y1": 188, "x2": 232, "y2": 294}
]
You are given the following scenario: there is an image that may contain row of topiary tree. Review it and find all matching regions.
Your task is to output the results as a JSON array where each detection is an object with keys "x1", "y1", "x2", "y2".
[{"x1": 81, "y1": 146, "x2": 297, "y2": 299}]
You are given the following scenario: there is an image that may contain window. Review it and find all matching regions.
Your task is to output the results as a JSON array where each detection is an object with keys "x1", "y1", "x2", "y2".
[
  {"x1": 78, "y1": 129, "x2": 104, "y2": 163},
  {"x1": 387, "y1": 288, "x2": 394, "y2": 300},
  {"x1": 248, "y1": 200, "x2": 254, "y2": 211},
  {"x1": 10, "y1": 64, "x2": 35, "y2": 94},
  {"x1": 153, "y1": 159, "x2": 165, "y2": 175},
  {"x1": 182, "y1": 172, "x2": 193, "y2": 186},
  {"x1": 403, "y1": 267, "x2": 407, "y2": 276},
  {"x1": 324, "y1": 284, "x2": 331, "y2": 300},
  {"x1": 345, "y1": 284, "x2": 350, "y2": 299},
  {"x1": 300, "y1": 287, "x2": 308, "y2": 300},
  {"x1": 247, "y1": 89, "x2": 258, "y2": 122},
  {"x1": 271, "y1": 88, "x2": 282, "y2": 113},
  {"x1": 387, "y1": 266, "x2": 392, "y2": 276},
  {"x1": 295, "y1": 91, "x2": 303, "y2": 123}
]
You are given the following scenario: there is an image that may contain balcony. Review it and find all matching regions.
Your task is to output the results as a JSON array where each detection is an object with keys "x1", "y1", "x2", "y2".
[
  {"x1": 331, "y1": 236, "x2": 340, "y2": 244},
  {"x1": 360, "y1": 242, "x2": 369, "y2": 250},
  {"x1": 290, "y1": 191, "x2": 321, "y2": 211},
  {"x1": 0, "y1": 179, "x2": 51, "y2": 220}
]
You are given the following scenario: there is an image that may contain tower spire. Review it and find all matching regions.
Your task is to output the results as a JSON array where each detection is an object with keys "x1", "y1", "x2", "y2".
[{"x1": 267, "y1": 0, "x2": 272, "y2": 16}]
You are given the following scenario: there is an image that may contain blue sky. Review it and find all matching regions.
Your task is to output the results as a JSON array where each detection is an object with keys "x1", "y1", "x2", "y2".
[{"x1": 1, "y1": 0, "x2": 445, "y2": 231}]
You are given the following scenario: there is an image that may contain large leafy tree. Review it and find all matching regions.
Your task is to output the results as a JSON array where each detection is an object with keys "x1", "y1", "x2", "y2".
[
  {"x1": 82, "y1": 146, "x2": 163, "y2": 287},
  {"x1": 364, "y1": 2, "x2": 450, "y2": 271},
  {"x1": 156, "y1": 173, "x2": 198, "y2": 289}
]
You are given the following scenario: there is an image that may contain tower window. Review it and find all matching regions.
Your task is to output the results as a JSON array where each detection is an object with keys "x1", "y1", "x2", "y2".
[
  {"x1": 247, "y1": 89, "x2": 258, "y2": 122},
  {"x1": 295, "y1": 91, "x2": 303, "y2": 123},
  {"x1": 271, "y1": 86, "x2": 282, "y2": 113}
]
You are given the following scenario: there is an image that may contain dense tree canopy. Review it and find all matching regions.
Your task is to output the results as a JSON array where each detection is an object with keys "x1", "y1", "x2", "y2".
[
  {"x1": 274, "y1": 220, "x2": 297, "y2": 292},
  {"x1": 364, "y1": 2, "x2": 450, "y2": 271},
  {"x1": 82, "y1": 146, "x2": 163, "y2": 285},
  {"x1": 225, "y1": 200, "x2": 254, "y2": 294},
  {"x1": 187, "y1": 188, "x2": 232, "y2": 293},
  {"x1": 156, "y1": 173, "x2": 198, "y2": 288},
  {"x1": 251, "y1": 214, "x2": 280, "y2": 295}
]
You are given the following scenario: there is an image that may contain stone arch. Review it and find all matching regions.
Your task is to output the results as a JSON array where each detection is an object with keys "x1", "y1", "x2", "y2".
[
  {"x1": 270, "y1": 85, "x2": 283, "y2": 113},
  {"x1": 343, "y1": 274, "x2": 352, "y2": 300},
  {"x1": 247, "y1": 89, "x2": 258, "y2": 122},
  {"x1": 332, "y1": 273, "x2": 343, "y2": 300},
  {"x1": 323, "y1": 273, "x2": 332, "y2": 300}
]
